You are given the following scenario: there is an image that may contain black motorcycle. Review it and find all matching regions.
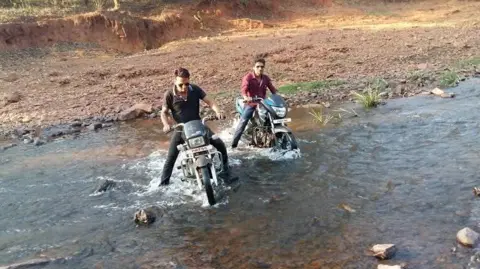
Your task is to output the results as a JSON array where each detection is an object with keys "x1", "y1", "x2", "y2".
[
  {"x1": 168, "y1": 117, "x2": 224, "y2": 206},
  {"x1": 234, "y1": 94, "x2": 298, "y2": 150}
]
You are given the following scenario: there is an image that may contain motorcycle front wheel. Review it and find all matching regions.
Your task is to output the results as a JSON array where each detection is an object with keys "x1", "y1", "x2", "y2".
[
  {"x1": 275, "y1": 132, "x2": 298, "y2": 150},
  {"x1": 201, "y1": 166, "x2": 216, "y2": 206}
]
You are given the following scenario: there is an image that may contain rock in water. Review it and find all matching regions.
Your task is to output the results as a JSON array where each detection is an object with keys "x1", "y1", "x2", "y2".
[
  {"x1": 457, "y1": 227, "x2": 480, "y2": 247},
  {"x1": 88, "y1": 122, "x2": 103, "y2": 131},
  {"x1": 1, "y1": 143, "x2": 17, "y2": 151},
  {"x1": 473, "y1": 187, "x2": 480, "y2": 196},
  {"x1": 370, "y1": 244, "x2": 397, "y2": 260},
  {"x1": 430, "y1": 87, "x2": 445, "y2": 95},
  {"x1": 1, "y1": 257, "x2": 51, "y2": 269},
  {"x1": 430, "y1": 87, "x2": 455, "y2": 98},
  {"x1": 134, "y1": 209, "x2": 156, "y2": 225},
  {"x1": 95, "y1": 180, "x2": 116, "y2": 193},
  {"x1": 378, "y1": 265, "x2": 403, "y2": 269},
  {"x1": 33, "y1": 138, "x2": 45, "y2": 146},
  {"x1": 134, "y1": 206, "x2": 164, "y2": 226}
]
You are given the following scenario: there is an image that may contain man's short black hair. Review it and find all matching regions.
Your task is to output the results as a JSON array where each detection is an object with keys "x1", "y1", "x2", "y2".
[
  {"x1": 174, "y1": 67, "x2": 190, "y2": 78},
  {"x1": 254, "y1": 58, "x2": 266, "y2": 65}
]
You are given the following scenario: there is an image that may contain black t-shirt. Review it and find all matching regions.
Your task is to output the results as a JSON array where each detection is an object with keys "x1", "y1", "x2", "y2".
[{"x1": 163, "y1": 84, "x2": 206, "y2": 123}]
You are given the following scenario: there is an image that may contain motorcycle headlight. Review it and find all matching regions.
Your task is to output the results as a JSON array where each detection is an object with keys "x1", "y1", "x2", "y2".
[
  {"x1": 188, "y1": 137, "x2": 205, "y2": 148},
  {"x1": 272, "y1": 107, "x2": 286, "y2": 118}
]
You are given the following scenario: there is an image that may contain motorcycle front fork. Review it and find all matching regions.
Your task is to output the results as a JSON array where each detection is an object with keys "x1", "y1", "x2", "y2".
[{"x1": 193, "y1": 164, "x2": 219, "y2": 189}]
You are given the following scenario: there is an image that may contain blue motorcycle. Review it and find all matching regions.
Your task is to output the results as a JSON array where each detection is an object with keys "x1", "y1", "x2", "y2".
[{"x1": 235, "y1": 94, "x2": 298, "y2": 150}]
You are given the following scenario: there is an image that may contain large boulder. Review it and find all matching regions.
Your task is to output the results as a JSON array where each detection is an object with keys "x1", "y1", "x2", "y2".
[{"x1": 118, "y1": 103, "x2": 153, "y2": 121}]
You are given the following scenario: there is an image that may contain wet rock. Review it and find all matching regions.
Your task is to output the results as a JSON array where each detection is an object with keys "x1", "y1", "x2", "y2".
[
  {"x1": 0, "y1": 257, "x2": 52, "y2": 269},
  {"x1": 440, "y1": 92, "x2": 455, "y2": 98},
  {"x1": 88, "y1": 123, "x2": 103, "y2": 131},
  {"x1": 1, "y1": 143, "x2": 17, "y2": 151},
  {"x1": 119, "y1": 103, "x2": 153, "y2": 121},
  {"x1": 430, "y1": 87, "x2": 444, "y2": 95},
  {"x1": 339, "y1": 203, "x2": 356, "y2": 213},
  {"x1": 70, "y1": 121, "x2": 82, "y2": 128},
  {"x1": 370, "y1": 244, "x2": 396, "y2": 260},
  {"x1": 430, "y1": 87, "x2": 455, "y2": 98},
  {"x1": 457, "y1": 227, "x2": 479, "y2": 247},
  {"x1": 378, "y1": 265, "x2": 403, "y2": 269},
  {"x1": 23, "y1": 135, "x2": 34, "y2": 144},
  {"x1": 473, "y1": 187, "x2": 480, "y2": 196},
  {"x1": 33, "y1": 137, "x2": 45, "y2": 146},
  {"x1": 134, "y1": 206, "x2": 164, "y2": 226},
  {"x1": 95, "y1": 179, "x2": 116, "y2": 193}
]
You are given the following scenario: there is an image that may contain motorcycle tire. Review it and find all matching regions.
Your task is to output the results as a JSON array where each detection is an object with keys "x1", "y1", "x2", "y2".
[
  {"x1": 201, "y1": 166, "x2": 216, "y2": 206},
  {"x1": 276, "y1": 132, "x2": 298, "y2": 150}
]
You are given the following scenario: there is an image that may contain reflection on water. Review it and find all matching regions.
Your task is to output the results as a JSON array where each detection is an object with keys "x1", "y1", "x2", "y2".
[{"x1": 1, "y1": 79, "x2": 480, "y2": 268}]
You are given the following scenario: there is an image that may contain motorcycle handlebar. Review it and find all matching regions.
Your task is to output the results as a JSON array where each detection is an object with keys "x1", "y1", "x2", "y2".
[
  {"x1": 242, "y1": 97, "x2": 264, "y2": 103},
  {"x1": 164, "y1": 116, "x2": 219, "y2": 134}
]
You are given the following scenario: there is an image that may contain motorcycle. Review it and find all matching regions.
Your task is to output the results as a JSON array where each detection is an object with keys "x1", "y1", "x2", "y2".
[
  {"x1": 234, "y1": 94, "x2": 298, "y2": 150},
  {"x1": 167, "y1": 116, "x2": 225, "y2": 206}
]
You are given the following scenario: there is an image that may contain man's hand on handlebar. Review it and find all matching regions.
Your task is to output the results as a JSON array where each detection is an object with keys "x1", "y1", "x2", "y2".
[
  {"x1": 243, "y1": 96, "x2": 253, "y2": 102},
  {"x1": 163, "y1": 124, "x2": 171, "y2": 134},
  {"x1": 243, "y1": 96, "x2": 262, "y2": 103}
]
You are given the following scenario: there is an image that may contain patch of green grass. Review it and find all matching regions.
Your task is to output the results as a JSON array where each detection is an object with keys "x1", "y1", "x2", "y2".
[
  {"x1": 278, "y1": 80, "x2": 344, "y2": 94},
  {"x1": 352, "y1": 87, "x2": 381, "y2": 109},
  {"x1": 408, "y1": 70, "x2": 428, "y2": 82},
  {"x1": 334, "y1": 107, "x2": 358, "y2": 118},
  {"x1": 368, "y1": 77, "x2": 388, "y2": 92},
  {"x1": 309, "y1": 108, "x2": 335, "y2": 126},
  {"x1": 457, "y1": 57, "x2": 480, "y2": 68},
  {"x1": 439, "y1": 70, "x2": 460, "y2": 88}
]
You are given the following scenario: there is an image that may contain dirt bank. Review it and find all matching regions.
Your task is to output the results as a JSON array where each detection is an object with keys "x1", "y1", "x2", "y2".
[
  {"x1": 0, "y1": 11, "x2": 214, "y2": 53},
  {"x1": 1, "y1": 0, "x2": 480, "y2": 141}
]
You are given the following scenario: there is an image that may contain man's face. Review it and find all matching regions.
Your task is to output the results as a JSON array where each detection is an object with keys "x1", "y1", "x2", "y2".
[
  {"x1": 175, "y1": 76, "x2": 190, "y2": 93},
  {"x1": 253, "y1": 62, "x2": 265, "y2": 76}
]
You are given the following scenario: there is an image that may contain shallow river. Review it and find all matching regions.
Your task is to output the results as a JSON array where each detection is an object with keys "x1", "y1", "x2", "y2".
[{"x1": 1, "y1": 79, "x2": 480, "y2": 269}]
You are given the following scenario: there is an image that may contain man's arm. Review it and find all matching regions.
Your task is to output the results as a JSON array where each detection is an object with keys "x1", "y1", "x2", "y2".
[
  {"x1": 202, "y1": 96, "x2": 223, "y2": 117},
  {"x1": 161, "y1": 92, "x2": 173, "y2": 132},
  {"x1": 266, "y1": 76, "x2": 278, "y2": 94},
  {"x1": 160, "y1": 104, "x2": 171, "y2": 126},
  {"x1": 241, "y1": 75, "x2": 251, "y2": 100}
]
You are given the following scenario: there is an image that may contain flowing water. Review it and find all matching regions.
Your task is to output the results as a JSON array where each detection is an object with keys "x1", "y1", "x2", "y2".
[{"x1": 1, "y1": 79, "x2": 480, "y2": 269}]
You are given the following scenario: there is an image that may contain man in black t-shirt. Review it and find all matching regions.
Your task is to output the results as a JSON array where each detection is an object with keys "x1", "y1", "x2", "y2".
[{"x1": 159, "y1": 67, "x2": 229, "y2": 186}]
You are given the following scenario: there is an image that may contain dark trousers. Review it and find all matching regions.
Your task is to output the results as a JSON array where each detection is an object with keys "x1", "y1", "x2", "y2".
[
  {"x1": 231, "y1": 104, "x2": 256, "y2": 147},
  {"x1": 160, "y1": 127, "x2": 228, "y2": 185}
]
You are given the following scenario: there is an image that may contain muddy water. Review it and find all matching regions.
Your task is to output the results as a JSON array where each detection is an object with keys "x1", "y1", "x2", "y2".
[{"x1": 1, "y1": 79, "x2": 480, "y2": 269}]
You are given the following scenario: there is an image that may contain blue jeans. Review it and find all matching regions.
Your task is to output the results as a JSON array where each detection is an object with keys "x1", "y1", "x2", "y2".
[{"x1": 231, "y1": 104, "x2": 256, "y2": 147}]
